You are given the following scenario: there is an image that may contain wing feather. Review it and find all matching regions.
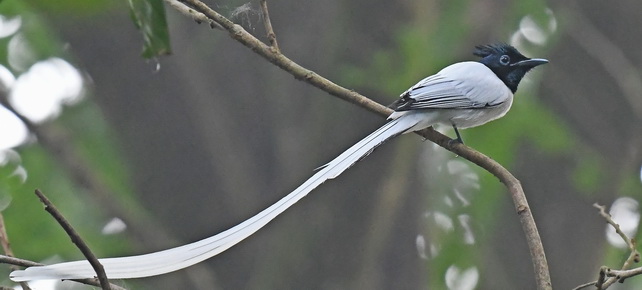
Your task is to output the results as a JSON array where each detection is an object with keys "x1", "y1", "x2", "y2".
[{"x1": 392, "y1": 62, "x2": 507, "y2": 111}]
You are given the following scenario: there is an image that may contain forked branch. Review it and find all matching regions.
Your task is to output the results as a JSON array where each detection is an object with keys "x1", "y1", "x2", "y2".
[{"x1": 574, "y1": 204, "x2": 641, "y2": 290}]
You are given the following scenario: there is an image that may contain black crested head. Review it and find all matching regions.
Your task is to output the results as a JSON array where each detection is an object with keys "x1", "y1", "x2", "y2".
[{"x1": 474, "y1": 43, "x2": 548, "y2": 93}]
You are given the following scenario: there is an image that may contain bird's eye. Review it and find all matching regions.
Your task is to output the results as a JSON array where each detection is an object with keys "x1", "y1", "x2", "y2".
[{"x1": 499, "y1": 55, "x2": 510, "y2": 65}]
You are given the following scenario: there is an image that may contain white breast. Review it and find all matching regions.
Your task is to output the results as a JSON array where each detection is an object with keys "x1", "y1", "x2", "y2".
[{"x1": 434, "y1": 62, "x2": 514, "y2": 128}]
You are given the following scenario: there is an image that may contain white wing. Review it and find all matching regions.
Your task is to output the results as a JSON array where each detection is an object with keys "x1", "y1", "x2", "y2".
[{"x1": 394, "y1": 62, "x2": 509, "y2": 110}]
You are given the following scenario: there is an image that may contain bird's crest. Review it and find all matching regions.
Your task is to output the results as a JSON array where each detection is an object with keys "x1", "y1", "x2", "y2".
[{"x1": 473, "y1": 43, "x2": 526, "y2": 59}]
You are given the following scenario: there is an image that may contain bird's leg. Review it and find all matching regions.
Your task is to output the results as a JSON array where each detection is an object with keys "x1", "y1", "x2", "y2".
[{"x1": 449, "y1": 123, "x2": 464, "y2": 145}]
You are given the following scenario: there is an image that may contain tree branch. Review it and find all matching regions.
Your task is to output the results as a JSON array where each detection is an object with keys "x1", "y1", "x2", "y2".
[
  {"x1": 575, "y1": 204, "x2": 642, "y2": 289},
  {"x1": 34, "y1": 189, "x2": 111, "y2": 290},
  {"x1": 594, "y1": 203, "x2": 637, "y2": 253},
  {"x1": 174, "y1": 1, "x2": 551, "y2": 289},
  {"x1": 179, "y1": 0, "x2": 388, "y2": 115},
  {"x1": 572, "y1": 281, "x2": 596, "y2": 290},
  {"x1": 604, "y1": 267, "x2": 642, "y2": 282},
  {"x1": 0, "y1": 255, "x2": 39, "y2": 268},
  {"x1": 259, "y1": 0, "x2": 279, "y2": 52},
  {"x1": 589, "y1": 203, "x2": 641, "y2": 289},
  {"x1": 164, "y1": 0, "x2": 222, "y2": 30}
]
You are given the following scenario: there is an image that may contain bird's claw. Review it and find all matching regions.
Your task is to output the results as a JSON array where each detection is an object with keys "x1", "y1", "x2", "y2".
[{"x1": 448, "y1": 137, "x2": 464, "y2": 147}]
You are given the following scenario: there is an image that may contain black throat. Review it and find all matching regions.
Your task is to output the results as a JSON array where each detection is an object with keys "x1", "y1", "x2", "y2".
[{"x1": 474, "y1": 44, "x2": 534, "y2": 93}]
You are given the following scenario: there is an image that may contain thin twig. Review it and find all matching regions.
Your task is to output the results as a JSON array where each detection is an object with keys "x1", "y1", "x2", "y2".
[
  {"x1": 259, "y1": 0, "x2": 279, "y2": 51},
  {"x1": 594, "y1": 203, "x2": 636, "y2": 250},
  {"x1": 575, "y1": 204, "x2": 642, "y2": 289},
  {"x1": 594, "y1": 203, "x2": 640, "y2": 288},
  {"x1": 34, "y1": 189, "x2": 111, "y2": 290},
  {"x1": 597, "y1": 203, "x2": 640, "y2": 264},
  {"x1": 165, "y1": 0, "x2": 222, "y2": 30},
  {"x1": 571, "y1": 281, "x2": 596, "y2": 290},
  {"x1": 0, "y1": 214, "x2": 32, "y2": 290},
  {"x1": 584, "y1": 266, "x2": 642, "y2": 289},
  {"x1": 0, "y1": 255, "x2": 40, "y2": 268},
  {"x1": 0, "y1": 255, "x2": 127, "y2": 290},
  {"x1": 174, "y1": 1, "x2": 551, "y2": 289},
  {"x1": 605, "y1": 266, "x2": 642, "y2": 282}
]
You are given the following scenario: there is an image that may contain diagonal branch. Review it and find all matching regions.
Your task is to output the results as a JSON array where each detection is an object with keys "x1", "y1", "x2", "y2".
[
  {"x1": 594, "y1": 204, "x2": 637, "y2": 252},
  {"x1": 572, "y1": 280, "x2": 597, "y2": 290},
  {"x1": 165, "y1": 0, "x2": 222, "y2": 30},
  {"x1": 175, "y1": 0, "x2": 551, "y2": 289},
  {"x1": 179, "y1": 0, "x2": 387, "y2": 115},
  {"x1": 34, "y1": 189, "x2": 111, "y2": 290}
]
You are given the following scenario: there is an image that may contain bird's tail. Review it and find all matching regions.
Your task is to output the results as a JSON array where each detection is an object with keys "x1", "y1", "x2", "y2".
[{"x1": 10, "y1": 113, "x2": 425, "y2": 282}]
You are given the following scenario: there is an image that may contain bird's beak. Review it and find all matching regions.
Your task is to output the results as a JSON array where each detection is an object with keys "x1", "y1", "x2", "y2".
[{"x1": 513, "y1": 58, "x2": 549, "y2": 68}]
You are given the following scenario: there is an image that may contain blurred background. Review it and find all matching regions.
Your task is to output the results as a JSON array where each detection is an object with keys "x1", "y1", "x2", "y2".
[{"x1": 0, "y1": 0, "x2": 641, "y2": 289}]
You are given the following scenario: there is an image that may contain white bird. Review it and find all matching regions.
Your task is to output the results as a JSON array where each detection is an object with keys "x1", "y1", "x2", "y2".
[{"x1": 10, "y1": 43, "x2": 547, "y2": 281}]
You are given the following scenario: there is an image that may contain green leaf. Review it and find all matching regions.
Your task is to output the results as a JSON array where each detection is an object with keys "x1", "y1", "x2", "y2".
[{"x1": 127, "y1": 0, "x2": 171, "y2": 58}]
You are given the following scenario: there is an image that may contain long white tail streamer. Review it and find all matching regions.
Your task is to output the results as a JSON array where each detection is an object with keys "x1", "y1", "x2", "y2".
[{"x1": 11, "y1": 113, "x2": 428, "y2": 281}]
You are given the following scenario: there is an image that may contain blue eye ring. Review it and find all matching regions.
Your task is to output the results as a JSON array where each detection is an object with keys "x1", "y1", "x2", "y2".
[{"x1": 499, "y1": 55, "x2": 510, "y2": 65}]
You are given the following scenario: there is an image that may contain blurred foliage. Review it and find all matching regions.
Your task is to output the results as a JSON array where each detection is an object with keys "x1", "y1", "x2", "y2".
[
  {"x1": 0, "y1": 0, "x2": 134, "y2": 277},
  {"x1": 22, "y1": 0, "x2": 117, "y2": 16},
  {"x1": 0, "y1": 114, "x2": 134, "y2": 278},
  {"x1": 0, "y1": 2, "x2": 64, "y2": 72},
  {"x1": 507, "y1": 1, "x2": 552, "y2": 32},
  {"x1": 2, "y1": 139, "x2": 131, "y2": 259},
  {"x1": 572, "y1": 153, "x2": 605, "y2": 196},
  {"x1": 127, "y1": 0, "x2": 171, "y2": 58},
  {"x1": 19, "y1": 0, "x2": 170, "y2": 58}
]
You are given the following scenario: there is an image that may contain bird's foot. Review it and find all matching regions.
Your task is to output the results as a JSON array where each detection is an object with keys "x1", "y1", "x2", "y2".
[{"x1": 448, "y1": 137, "x2": 464, "y2": 147}]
